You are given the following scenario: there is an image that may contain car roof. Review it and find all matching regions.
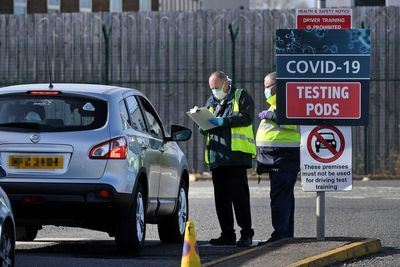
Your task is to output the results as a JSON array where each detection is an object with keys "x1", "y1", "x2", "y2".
[{"x1": 0, "y1": 83, "x2": 142, "y2": 97}]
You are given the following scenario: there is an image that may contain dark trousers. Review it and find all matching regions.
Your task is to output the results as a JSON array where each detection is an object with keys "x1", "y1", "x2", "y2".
[
  {"x1": 212, "y1": 166, "x2": 254, "y2": 238},
  {"x1": 269, "y1": 171, "x2": 297, "y2": 239}
]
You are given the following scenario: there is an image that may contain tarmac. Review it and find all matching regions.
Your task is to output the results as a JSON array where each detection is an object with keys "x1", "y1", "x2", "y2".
[
  {"x1": 189, "y1": 173, "x2": 384, "y2": 266},
  {"x1": 189, "y1": 172, "x2": 399, "y2": 182},
  {"x1": 200, "y1": 237, "x2": 382, "y2": 267},
  {"x1": 190, "y1": 173, "x2": 388, "y2": 267}
]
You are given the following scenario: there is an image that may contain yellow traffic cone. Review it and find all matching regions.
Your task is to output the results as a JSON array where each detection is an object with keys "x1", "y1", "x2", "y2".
[{"x1": 181, "y1": 220, "x2": 201, "y2": 267}]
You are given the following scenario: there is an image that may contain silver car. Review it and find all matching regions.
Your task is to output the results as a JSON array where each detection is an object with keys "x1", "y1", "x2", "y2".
[
  {"x1": 0, "y1": 84, "x2": 191, "y2": 253},
  {"x1": 0, "y1": 166, "x2": 15, "y2": 267}
]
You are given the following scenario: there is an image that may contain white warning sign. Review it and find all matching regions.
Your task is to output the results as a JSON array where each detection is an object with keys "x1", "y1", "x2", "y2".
[{"x1": 300, "y1": 125, "x2": 352, "y2": 191}]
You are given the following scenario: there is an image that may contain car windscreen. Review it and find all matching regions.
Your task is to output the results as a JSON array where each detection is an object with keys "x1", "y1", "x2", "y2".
[{"x1": 0, "y1": 93, "x2": 107, "y2": 132}]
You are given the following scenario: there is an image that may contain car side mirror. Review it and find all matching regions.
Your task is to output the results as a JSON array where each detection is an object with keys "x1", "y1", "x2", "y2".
[
  {"x1": 165, "y1": 125, "x2": 192, "y2": 142},
  {"x1": 0, "y1": 166, "x2": 6, "y2": 178}
]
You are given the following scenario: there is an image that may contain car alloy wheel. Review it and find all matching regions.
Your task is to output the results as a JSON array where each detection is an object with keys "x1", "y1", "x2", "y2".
[
  {"x1": 136, "y1": 192, "x2": 145, "y2": 242},
  {"x1": 157, "y1": 180, "x2": 188, "y2": 243},
  {"x1": 0, "y1": 224, "x2": 14, "y2": 267},
  {"x1": 178, "y1": 188, "x2": 187, "y2": 235}
]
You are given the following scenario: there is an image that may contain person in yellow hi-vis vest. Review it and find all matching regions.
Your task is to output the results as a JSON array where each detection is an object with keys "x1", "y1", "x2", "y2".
[
  {"x1": 256, "y1": 72, "x2": 300, "y2": 243},
  {"x1": 202, "y1": 71, "x2": 256, "y2": 247}
]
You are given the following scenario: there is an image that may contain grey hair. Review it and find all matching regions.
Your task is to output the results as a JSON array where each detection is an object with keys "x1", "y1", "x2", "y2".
[
  {"x1": 210, "y1": 71, "x2": 232, "y2": 84},
  {"x1": 264, "y1": 72, "x2": 276, "y2": 83}
]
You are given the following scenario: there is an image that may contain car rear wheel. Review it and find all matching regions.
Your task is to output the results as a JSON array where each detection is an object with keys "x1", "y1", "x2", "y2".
[
  {"x1": 16, "y1": 226, "x2": 39, "y2": 242},
  {"x1": 115, "y1": 183, "x2": 146, "y2": 253},
  {"x1": 158, "y1": 180, "x2": 188, "y2": 243},
  {"x1": 0, "y1": 223, "x2": 15, "y2": 267}
]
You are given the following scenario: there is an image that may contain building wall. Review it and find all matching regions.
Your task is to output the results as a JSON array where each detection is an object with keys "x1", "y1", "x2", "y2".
[
  {"x1": 386, "y1": 0, "x2": 400, "y2": 6},
  {"x1": 27, "y1": 0, "x2": 47, "y2": 13},
  {"x1": 92, "y1": 0, "x2": 109, "y2": 11},
  {"x1": 327, "y1": 0, "x2": 354, "y2": 7},
  {"x1": 327, "y1": 0, "x2": 389, "y2": 7},
  {"x1": 60, "y1": 0, "x2": 79, "y2": 12},
  {"x1": 151, "y1": 0, "x2": 158, "y2": 11},
  {"x1": 158, "y1": 0, "x2": 201, "y2": 11},
  {"x1": 0, "y1": 0, "x2": 13, "y2": 14},
  {"x1": 0, "y1": 0, "x2": 162, "y2": 13},
  {"x1": 123, "y1": 0, "x2": 139, "y2": 11},
  {"x1": 202, "y1": 0, "x2": 249, "y2": 10},
  {"x1": 355, "y1": 0, "x2": 385, "y2": 5}
]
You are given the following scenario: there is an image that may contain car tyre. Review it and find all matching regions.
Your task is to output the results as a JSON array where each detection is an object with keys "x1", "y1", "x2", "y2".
[
  {"x1": 115, "y1": 183, "x2": 146, "y2": 253},
  {"x1": 16, "y1": 226, "x2": 38, "y2": 242},
  {"x1": 158, "y1": 180, "x2": 188, "y2": 243},
  {"x1": 0, "y1": 223, "x2": 15, "y2": 267}
]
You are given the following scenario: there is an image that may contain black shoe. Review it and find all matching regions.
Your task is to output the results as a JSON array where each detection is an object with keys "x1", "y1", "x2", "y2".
[
  {"x1": 266, "y1": 236, "x2": 280, "y2": 243},
  {"x1": 257, "y1": 236, "x2": 280, "y2": 246},
  {"x1": 236, "y1": 235, "x2": 253, "y2": 247},
  {"x1": 209, "y1": 235, "x2": 236, "y2": 246}
]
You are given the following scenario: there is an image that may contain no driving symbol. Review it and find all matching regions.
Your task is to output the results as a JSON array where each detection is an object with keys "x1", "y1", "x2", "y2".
[
  {"x1": 300, "y1": 125, "x2": 352, "y2": 192},
  {"x1": 307, "y1": 125, "x2": 345, "y2": 163}
]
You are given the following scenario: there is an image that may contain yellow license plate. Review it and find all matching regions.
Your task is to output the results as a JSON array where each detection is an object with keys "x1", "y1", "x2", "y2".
[{"x1": 8, "y1": 155, "x2": 64, "y2": 170}]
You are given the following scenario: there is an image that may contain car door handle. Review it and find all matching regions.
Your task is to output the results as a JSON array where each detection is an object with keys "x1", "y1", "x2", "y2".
[{"x1": 141, "y1": 145, "x2": 148, "y2": 150}]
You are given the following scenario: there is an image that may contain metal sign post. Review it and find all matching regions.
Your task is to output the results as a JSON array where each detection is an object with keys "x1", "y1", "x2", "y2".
[
  {"x1": 317, "y1": 0, "x2": 326, "y2": 242},
  {"x1": 316, "y1": 191, "x2": 325, "y2": 240}
]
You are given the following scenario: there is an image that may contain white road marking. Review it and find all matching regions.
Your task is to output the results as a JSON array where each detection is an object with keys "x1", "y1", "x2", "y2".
[
  {"x1": 382, "y1": 197, "x2": 400, "y2": 200},
  {"x1": 199, "y1": 240, "x2": 265, "y2": 247},
  {"x1": 34, "y1": 238, "x2": 90, "y2": 241}
]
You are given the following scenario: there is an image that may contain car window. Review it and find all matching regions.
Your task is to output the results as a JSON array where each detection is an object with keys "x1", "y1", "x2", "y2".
[
  {"x1": 0, "y1": 93, "x2": 107, "y2": 132},
  {"x1": 137, "y1": 96, "x2": 164, "y2": 139},
  {"x1": 118, "y1": 100, "x2": 130, "y2": 130},
  {"x1": 125, "y1": 96, "x2": 146, "y2": 132}
]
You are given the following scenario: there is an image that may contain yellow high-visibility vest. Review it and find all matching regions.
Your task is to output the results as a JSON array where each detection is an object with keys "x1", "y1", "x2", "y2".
[
  {"x1": 256, "y1": 95, "x2": 300, "y2": 148},
  {"x1": 205, "y1": 89, "x2": 256, "y2": 165}
]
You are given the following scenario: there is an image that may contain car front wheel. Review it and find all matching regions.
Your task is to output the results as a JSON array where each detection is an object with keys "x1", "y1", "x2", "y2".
[
  {"x1": 158, "y1": 180, "x2": 188, "y2": 243},
  {"x1": 0, "y1": 222, "x2": 15, "y2": 267},
  {"x1": 115, "y1": 183, "x2": 146, "y2": 253}
]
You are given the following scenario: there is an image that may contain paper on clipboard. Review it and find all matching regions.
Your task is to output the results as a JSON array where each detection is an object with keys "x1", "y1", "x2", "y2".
[{"x1": 186, "y1": 106, "x2": 217, "y2": 131}]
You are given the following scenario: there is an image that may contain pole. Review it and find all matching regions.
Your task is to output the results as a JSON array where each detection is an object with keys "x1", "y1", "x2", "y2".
[
  {"x1": 228, "y1": 22, "x2": 239, "y2": 85},
  {"x1": 316, "y1": 1, "x2": 326, "y2": 240},
  {"x1": 316, "y1": 192, "x2": 325, "y2": 240},
  {"x1": 102, "y1": 25, "x2": 112, "y2": 85},
  {"x1": 364, "y1": 126, "x2": 368, "y2": 175},
  {"x1": 316, "y1": 0, "x2": 326, "y2": 8}
]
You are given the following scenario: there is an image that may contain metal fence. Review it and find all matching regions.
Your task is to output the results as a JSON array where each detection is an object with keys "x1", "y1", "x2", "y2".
[{"x1": 0, "y1": 7, "x2": 399, "y2": 175}]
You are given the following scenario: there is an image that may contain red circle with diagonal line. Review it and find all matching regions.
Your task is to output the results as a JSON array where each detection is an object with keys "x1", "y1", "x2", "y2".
[{"x1": 307, "y1": 125, "x2": 345, "y2": 163}]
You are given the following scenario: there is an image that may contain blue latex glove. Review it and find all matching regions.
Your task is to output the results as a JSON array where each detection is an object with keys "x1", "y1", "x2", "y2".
[
  {"x1": 209, "y1": 117, "x2": 225, "y2": 127},
  {"x1": 258, "y1": 110, "x2": 276, "y2": 122}
]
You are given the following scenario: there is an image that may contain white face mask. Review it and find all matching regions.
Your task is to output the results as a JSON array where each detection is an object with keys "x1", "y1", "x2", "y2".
[
  {"x1": 264, "y1": 87, "x2": 272, "y2": 99},
  {"x1": 212, "y1": 88, "x2": 228, "y2": 100}
]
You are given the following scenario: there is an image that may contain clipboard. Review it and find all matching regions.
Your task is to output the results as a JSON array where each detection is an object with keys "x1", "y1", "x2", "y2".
[{"x1": 186, "y1": 106, "x2": 217, "y2": 131}]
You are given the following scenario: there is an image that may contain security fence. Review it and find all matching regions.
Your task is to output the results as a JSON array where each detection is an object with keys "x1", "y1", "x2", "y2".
[{"x1": 0, "y1": 7, "x2": 399, "y2": 175}]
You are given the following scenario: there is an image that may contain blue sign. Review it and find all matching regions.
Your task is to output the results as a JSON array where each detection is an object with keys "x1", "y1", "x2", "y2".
[
  {"x1": 277, "y1": 55, "x2": 370, "y2": 79},
  {"x1": 275, "y1": 29, "x2": 370, "y2": 126}
]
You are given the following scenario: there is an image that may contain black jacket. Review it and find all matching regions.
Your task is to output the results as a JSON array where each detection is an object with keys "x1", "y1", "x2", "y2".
[
  {"x1": 203, "y1": 86, "x2": 255, "y2": 170},
  {"x1": 256, "y1": 146, "x2": 300, "y2": 174}
]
